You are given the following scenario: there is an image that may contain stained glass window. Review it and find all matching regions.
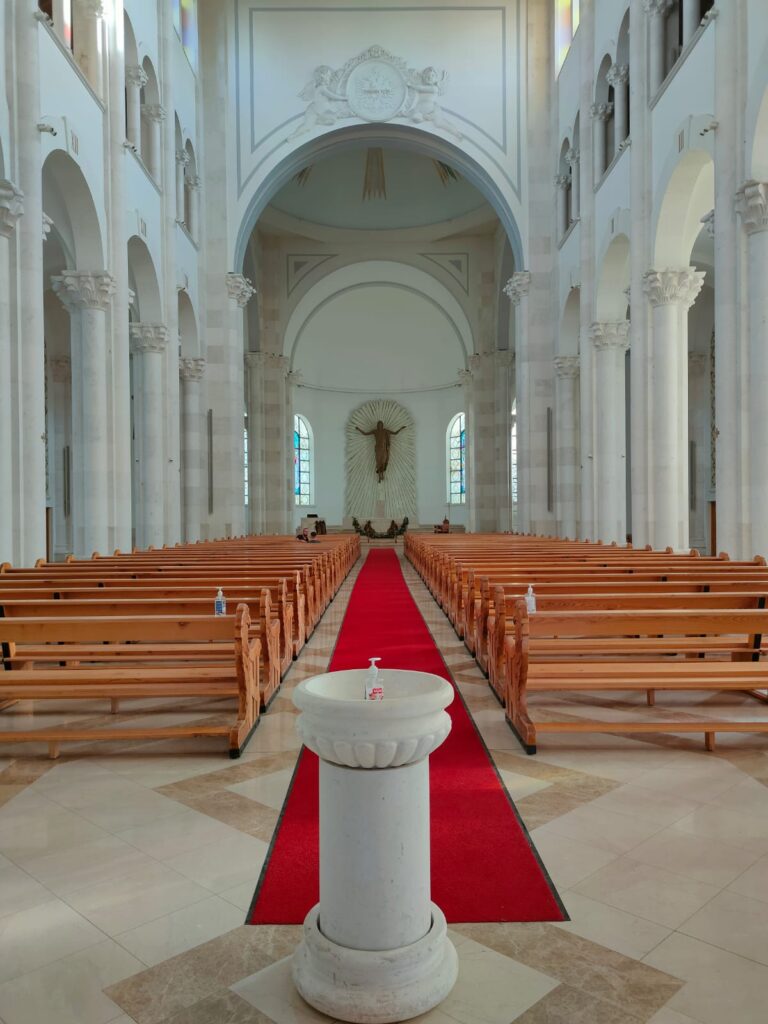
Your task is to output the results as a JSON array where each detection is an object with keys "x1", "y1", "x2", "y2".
[
  {"x1": 181, "y1": 0, "x2": 197, "y2": 69},
  {"x1": 447, "y1": 413, "x2": 466, "y2": 505},
  {"x1": 555, "y1": 0, "x2": 580, "y2": 72},
  {"x1": 294, "y1": 414, "x2": 313, "y2": 507}
]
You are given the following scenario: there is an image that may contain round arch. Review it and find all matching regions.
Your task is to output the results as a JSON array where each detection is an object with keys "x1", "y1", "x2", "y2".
[
  {"x1": 559, "y1": 286, "x2": 581, "y2": 357},
  {"x1": 653, "y1": 147, "x2": 714, "y2": 266},
  {"x1": 42, "y1": 150, "x2": 104, "y2": 270},
  {"x1": 282, "y1": 259, "x2": 474, "y2": 371},
  {"x1": 178, "y1": 288, "x2": 199, "y2": 357},
  {"x1": 234, "y1": 123, "x2": 524, "y2": 272},
  {"x1": 596, "y1": 232, "x2": 631, "y2": 320},
  {"x1": 127, "y1": 235, "x2": 162, "y2": 321}
]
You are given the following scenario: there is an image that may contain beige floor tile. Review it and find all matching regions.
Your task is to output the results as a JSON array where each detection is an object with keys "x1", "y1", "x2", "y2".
[
  {"x1": 71, "y1": 789, "x2": 192, "y2": 834},
  {"x1": 0, "y1": 939, "x2": 142, "y2": 1024},
  {"x1": 630, "y1": 759, "x2": 747, "y2": 803},
  {"x1": 586, "y1": 784, "x2": 702, "y2": 826},
  {"x1": 646, "y1": 1010, "x2": 704, "y2": 1024},
  {"x1": 671, "y1": 801, "x2": 768, "y2": 854},
  {"x1": 498, "y1": 770, "x2": 552, "y2": 801},
  {"x1": 678, "y1": 888, "x2": 768, "y2": 964},
  {"x1": 728, "y1": 853, "x2": 768, "y2": 903},
  {"x1": 115, "y1": 896, "x2": 245, "y2": 966},
  {"x1": 0, "y1": 898, "x2": 105, "y2": 984},
  {"x1": 528, "y1": 829, "x2": 618, "y2": 888},
  {"x1": 573, "y1": 857, "x2": 721, "y2": 928},
  {"x1": 227, "y1": 768, "x2": 295, "y2": 811},
  {"x1": 19, "y1": 834, "x2": 158, "y2": 897},
  {"x1": 63, "y1": 861, "x2": 212, "y2": 936},
  {"x1": 643, "y1": 932, "x2": 768, "y2": 1024},
  {"x1": 534, "y1": 803, "x2": 667, "y2": 856},
  {"x1": 220, "y1": 881, "x2": 256, "y2": 912},
  {"x1": 116, "y1": 810, "x2": 248, "y2": 862},
  {"x1": 245, "y1": 713, "x2": 303, "y2": 754},
  {"x1": 0, "y1": 857, "x2": 52, "y2": 920},
  {"x1": 167, "y1": 832, "x2": 269, "y2": 893},
  {"x1": 0, "y1": 794, "x2": 109, "y2": 861},
  {"x1": 625, "y1": 827, "x2": 762, "y2": 887},
  {"x1": 555, "y1": 891, "x2": 671, "y2": 960}
]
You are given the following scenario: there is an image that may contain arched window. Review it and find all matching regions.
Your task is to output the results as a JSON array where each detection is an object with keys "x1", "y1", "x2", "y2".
[
  {"x1": 181, "y1": 0, "x2": 198, "y2": 69},
  {"x1": 555, "y1": 0, "x2": 580, "y2": 71},
  {"x1": 447, "y1": 413, "x2": 466, "y2": 505},
  {"x1": 294, "y1": 414, "x2": 314, "y2": 506}
]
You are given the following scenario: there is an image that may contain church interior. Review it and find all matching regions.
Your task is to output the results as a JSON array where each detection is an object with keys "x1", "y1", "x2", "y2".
[{"x1": 1, "y1": 1, "x2": 768, "y2": 1022}]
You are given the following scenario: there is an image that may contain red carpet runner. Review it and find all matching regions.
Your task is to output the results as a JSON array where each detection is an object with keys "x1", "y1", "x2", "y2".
[{"x1": 248, "y1": 548, "x2": 564, "y2": 924}]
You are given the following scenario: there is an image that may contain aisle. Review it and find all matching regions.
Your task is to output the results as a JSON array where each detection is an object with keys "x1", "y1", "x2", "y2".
[{"x1": 248, "y1": 547, "x2": 564, "y2": 924}]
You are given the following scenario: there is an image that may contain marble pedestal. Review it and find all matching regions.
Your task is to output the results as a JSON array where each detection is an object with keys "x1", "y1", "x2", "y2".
[{"x1": 291, "y1": 668, "x2": 458, "y2": 1023}]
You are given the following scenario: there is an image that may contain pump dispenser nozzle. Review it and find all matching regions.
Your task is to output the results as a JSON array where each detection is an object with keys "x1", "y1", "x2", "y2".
[{"x1": 364, "y1": 657, "x2": 383, "y2": 700}]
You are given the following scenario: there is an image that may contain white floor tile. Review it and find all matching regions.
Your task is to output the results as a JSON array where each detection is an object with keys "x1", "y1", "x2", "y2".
[
  {"x1": 114, "y1": 895, "x2": 244, "y2": 966},
  {"x1": 625, "y1": 826, "x2": 762, "y2": 888},
  {"x1": 527, "y1": 829, "x2": 618, "y2": 888},
  {"x1": 116, "y1": 809, "x2": 247, "y2": 862},
  {"x1": 166, "y1": 832, "x2": 269, "y2": 893},
  {"x1": 555, "y1": 890, "x2": 671, "y2": 960},
  {"x1": 679, "y1": 888, "x2": 768, "y2": 965},
  {"x1": 0, "y1": 899, "x2": 104, "y2": 984},
  {"x1": 227, "y1": 768, "x2": 295, "y2": 810}
]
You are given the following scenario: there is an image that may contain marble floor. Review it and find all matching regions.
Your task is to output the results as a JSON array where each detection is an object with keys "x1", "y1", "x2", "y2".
[{"x1": 1, "y1": 546, "x2": 768, "y2": 1023}]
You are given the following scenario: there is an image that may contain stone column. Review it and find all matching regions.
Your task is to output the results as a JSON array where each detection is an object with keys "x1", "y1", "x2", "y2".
[
  {"x1": 579, "y1": 2, "x2": 596, "y2": 541},
  {"x1": 221, "y1": 273, "x2": 254, "y2": 535},
  {"x1": 244, "y1": 352, "x2": 263, "y2": 534},
  {"x1": 683, "y1": 0, "x2": 700, "y2": 45},
  {"x1": 553, "y1": 356, "x2": 580, "y2": 540},
  {"x1": 555, "y1": 174, "x2": 569, "y2": 238},
  {"x1": 736, "y1": 181, "x2": 768, "y2": 559},
  {"x1": 644, "y1": 0, "x2": 671, "y2": 96},
  {"x1": 0, "y1": 182, "x2": 24, "y2": 564},
  {"x1": 607, "y1": 64, "x2": 629, "y2": 146},
  {"x1": 142, "y1": 105, "x2": 164, "y2": 181},
  {"x1": 591, "y1": 102, "x2": 613, "y2": 182},
  {"x1": 687, "y1": 350, "x2": 709, "y2": 551},
  {"x1": 48, "y1": 356, "x2": 72, "y2": 558},
  {"x1": 504, "y1": 272, "x2": 532, "y2": 532},
  {"x1": 129, "y1": 324, "x2": 169, "y2": 549},
  {"x1": 493, "y1": 349, "x2": 514, "y2": 531},
  {"x1": 187, "y1": 176, "x2": 200, "y2": 242},
  {"x1": 180, "y1": 357, "x2": 205, "y2": 542},
  {"x1": 175, "y1": 150, "x2": 189, "y2": 224},
  {"x1": 125, "y1": 65, "x2": 147, "y2": 150},
  {"x1": 74, "y1": 0, "x2": 103, "y2": 96},
  {"x1": 643, "y1": 269, "x2": 705, "y2": 551},
  {"x1": 465, "y1": 352, "x2": 497, "y2": 532},
  {"x1": 52, "y1": 0, "x2": 72, "y2": 47},
  {"x1": 591, "y1": 322, "x2": 630, "y2": 543},
  {"x1": 52, "y1": 271, "x2": 116, "y2": 557},
  {"x1": 567, "y1": 147, "x2": 580, "y2": 220}
]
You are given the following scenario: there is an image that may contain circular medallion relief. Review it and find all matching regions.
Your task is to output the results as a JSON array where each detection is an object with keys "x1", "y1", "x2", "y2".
[{"x1": 346, "y1": 60, "x2": 407, "y2": 122}]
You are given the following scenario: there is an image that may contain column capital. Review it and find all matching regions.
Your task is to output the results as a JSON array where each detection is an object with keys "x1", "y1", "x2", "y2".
[
  {"x1": 590, "y1": 320, "x2": 630, "y2": 350},
  {"x1": 176, "y1": 149, "x2": 190, "y2": 168},
  {"x1": 52, "y1": 271, "x2": 116, "y2": 310},
  {"x1": 142, "y1": 104, "x2": 166, "y2": 123},
  {"x1": 126, "y1": 65, "x2": 149, "y2": 89},
  {"x1": 130, "y1": 323, "x2": 170, "y2": 354},
  {"x1": 179, "y1": 356, "x2": 206, "y2": 381},
  {"x1": 643, "y1": 0, "x2": 673, "y2": 15},
  {"x1": 503, "y1": 271, "x2": 531, "y2": 305},
  {"x1": 554, "y1": 173, "x2": 570, "y2": 190},
  {"x1": 226, "y1": 272, "x2": 256, "y2": 306},
  {"x1": 75, "y1": 0, "x2": 104, "y2": 16},
  {"x1": 187, "y1": 175, "x2": 201, "y2": 191},
  {"x1": 700, "y1": 209, "x2": 715, "y2": 238},
  {"x1": 495, "y1": 348, "x2": 514, "y2": 369},
  {"x1": 643, "y1": 268, "x2": 705, "y2": 308},
  {"x1": 457, "y1": 368, "x2": 473, "y2": 386},
  {"x1": 0, "y1": 180, "x2": 24, "y2": 237},
  {"x1": 566, "y1": 147, "x2": 580, "y2": 167},
  {"x1": 590, "y1": 102, "x2": 614, "y2": 122},
  {"x1": 42, "y1": 212, "x2": 54, "y2": 242},
  {"x1": 554, "y1": 355, "x2": 580, "y2": 379},
  {"x1": 49, "y1": 356, "x2": 72, "y2": 383},
  {"x1": 735, "y1": 181, "x2": 768, "y2": 235},
  {"x1": 606, "y1": 63, "x2": 630, "y2": 87}
]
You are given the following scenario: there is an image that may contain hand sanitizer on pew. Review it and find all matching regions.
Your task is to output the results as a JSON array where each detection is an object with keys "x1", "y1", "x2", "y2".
[
  {"x1": 525, "y1": 584, "x2": 537, "y2": 614},
  {"x1": 363, "y1": 657, "x2": 383, "y2": 700},
  {"x1": 214, "y1": 587, "x2": 226, "y2": 616}
]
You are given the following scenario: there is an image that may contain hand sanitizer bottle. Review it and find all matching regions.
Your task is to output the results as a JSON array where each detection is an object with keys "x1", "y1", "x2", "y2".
[
  {"x1": 214, "y1": 587, "x2": 226, "y2": 616},
  {"x1": 363, "y1": 657, "x2": 383, "y2": 701},
  {"x1": 525, "y1": 584, "x2": 537, "y2": 615}
]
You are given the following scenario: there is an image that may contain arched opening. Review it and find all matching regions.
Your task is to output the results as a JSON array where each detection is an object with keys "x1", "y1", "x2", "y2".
[
  {"x1": 140, "y1": 58, "x2": 162, "y2": 181},
  {"x1": 446, "y1": 412, "x2": 466, "y2": 506},
  {"x1": 594, "y1": 55, "x2": 615, "y2": 181}
]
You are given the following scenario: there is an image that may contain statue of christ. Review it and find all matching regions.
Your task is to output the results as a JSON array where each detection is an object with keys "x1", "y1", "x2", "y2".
[{"x1": 355, "y1": 420, "x2": 406, "y2": 482}]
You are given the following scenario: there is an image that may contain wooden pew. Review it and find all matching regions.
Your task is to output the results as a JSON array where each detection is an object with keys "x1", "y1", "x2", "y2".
[
  {"x1": 0, "y1": 605, "x2": 261, "y2": 758},
  {"x1": 506, "y1": 603, "x2": 768, "y2": 753}
]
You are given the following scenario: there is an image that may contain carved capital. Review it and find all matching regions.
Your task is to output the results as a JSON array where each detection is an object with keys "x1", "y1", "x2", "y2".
[
  {"x1": 42, "y1": 212, "x2": 54, "y2": 242},
  {"x1": 130, "y1": 323, "x2": 169, "y2": 354},
  {"x1": 495, "y1": 349, "x2": 514, "y2": 370},
  {"x1": 735, "y1": 181, "x2": 768, "y2": 235},
  {"x1": 606, "y1": 64, "x2": 629, "y2": 88},
  {"x1": 503, "y1": 271, "x2": 531, "y2": 305},
  {"x1": 226, "y1": 272, "x2": 256, "y2": 306},
  {"x1": 179, "y1": 356, "x2": 205, "y2": 382},
  {"x1": 142, "y1": 104, "x2": 165, "y2": 123},
  {"x1": 554, "y1": 173, "x2": 570, "y2": 190},
  {"x1": 457, "y1": 368, "x2": 473, "y2": 386},
  {"x1": 187, "y1": 175, "x2": 201, "y2": 191},
  {"x1": 126, "y1": 65, "x2": 148, "y2": 90},
  {"x1": 590, "y1": 320, "x2": 630, "y2": 350},
  {"x1": 590, "y1": 102, "x2": 614, "y2": 122},
  {"x1": 700, "y1": 209, "x2": 715, "y2": 239},
  {"x1": 49, "y1": 356, "x2": 71, "y2": 383},
  {"x1": 566, "y1": 147, "x2": 580, "y2": 168},
  {"x1": 0, "y1": 180, "x2": 24, "y2": 237},
  {"x1": 76, "y1": 0, "x2": 104, "y2": 17},
  {"x1": 643, "y1": 0, "x2": 673, "y2": 16},
  {"x1": 554, "y1": 355, "x2": 580, "y2": 379},
  {"x1": 643, "y1": 268, "x2": 705, "y2": 309},
  {"x1": 52, "y1": 271, "x2": 116, "y2": 311}
]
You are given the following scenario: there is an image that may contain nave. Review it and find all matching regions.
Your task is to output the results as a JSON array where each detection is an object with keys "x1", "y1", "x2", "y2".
[{"x1": 1, "y1": 546, "x2": 768, "y2": 1024}]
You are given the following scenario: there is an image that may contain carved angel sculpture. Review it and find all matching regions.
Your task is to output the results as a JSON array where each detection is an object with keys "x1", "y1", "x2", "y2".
[
  {"x1": 288, "y1": 66, "x2": 348, "y2": 140},
  {"x1": 403, "y1": 67, "x2": 462, "y2": 140}
]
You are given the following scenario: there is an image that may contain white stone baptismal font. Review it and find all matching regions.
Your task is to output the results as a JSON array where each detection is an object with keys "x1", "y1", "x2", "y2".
[{"x1": 291, "y1": 667, "x2": 458, "y2": 1023}]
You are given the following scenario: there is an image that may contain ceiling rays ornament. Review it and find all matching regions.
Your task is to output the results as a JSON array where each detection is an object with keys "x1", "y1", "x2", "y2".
[
  {"x1": 345, "y1": 399, "x2": 417, "y2": 522},
  {"x1": 286, "y1": 46, "x2": 462, "y2": 143},
  {"x1": 362, "y1": 147, "x2": 386, "y2": 200}
]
